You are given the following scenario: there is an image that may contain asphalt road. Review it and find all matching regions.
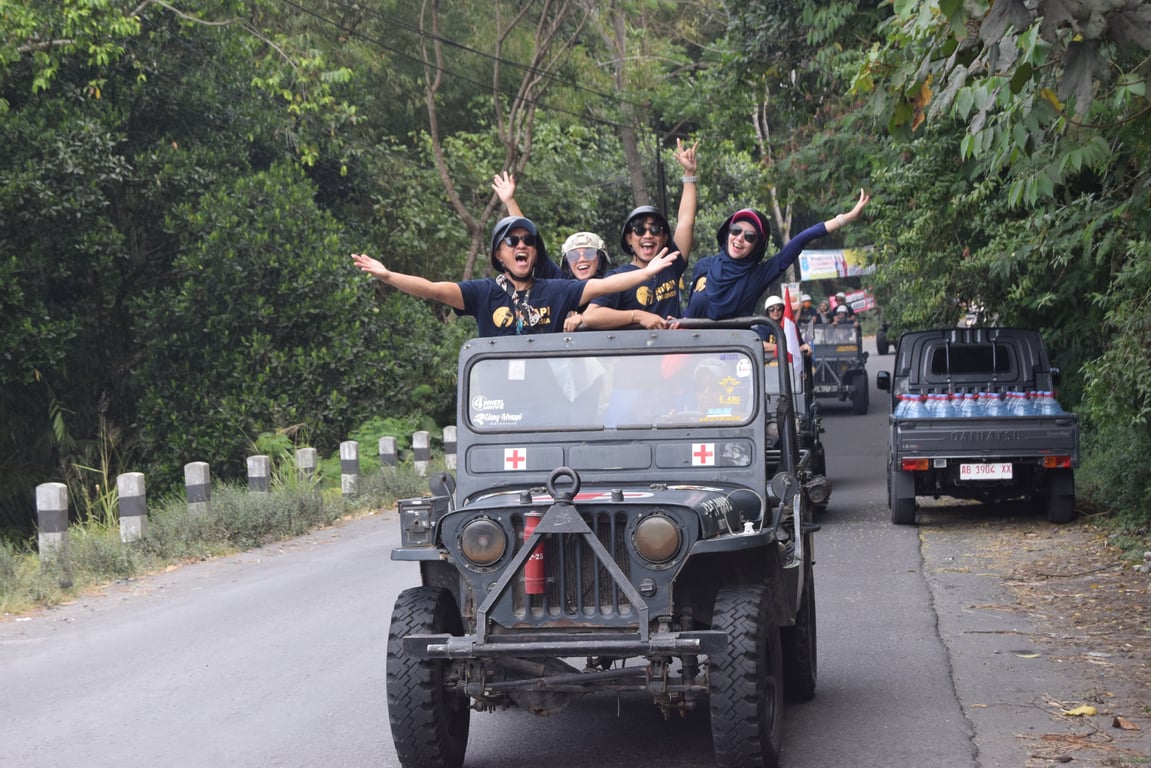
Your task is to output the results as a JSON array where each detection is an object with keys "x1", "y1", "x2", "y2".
[{"x1": 0, "y1": 339, "x2": 1092, "y2": 768}]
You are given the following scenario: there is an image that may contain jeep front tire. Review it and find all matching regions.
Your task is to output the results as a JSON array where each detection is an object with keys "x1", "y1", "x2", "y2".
[{"x1": 709, "y1": 584, "x2": 783, "y2": 768}]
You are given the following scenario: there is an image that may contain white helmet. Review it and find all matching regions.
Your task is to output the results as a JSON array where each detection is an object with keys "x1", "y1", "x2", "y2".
[{"x1": 764, "y1": 295, "x2": 785, "y2": 310}]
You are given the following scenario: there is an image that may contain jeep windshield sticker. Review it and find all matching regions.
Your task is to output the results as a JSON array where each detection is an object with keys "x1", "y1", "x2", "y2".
[
  {"x1": 472, "y1": 395, "x2": 505, "y2": 411},
  {"x1": 472, "y1": 410, "x2": 525, "y2": 427},
  {"x1": 468, "y1": 351, "x2": 756, "y2": 430}
]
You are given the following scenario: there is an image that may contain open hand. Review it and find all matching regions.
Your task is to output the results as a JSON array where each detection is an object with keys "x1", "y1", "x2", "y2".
[
  {"x1": 492, "y1": 171, "x2": 516, "y2": 205},
  {"x1": 646, "y1": 249, "x2": 681, "y2": 275},
  {"x1": 847, "y1": 188, "x2": 871, "y2": 221},
  {"x1": 352, "y1": 253, "x2": 389, "y2": 281}
]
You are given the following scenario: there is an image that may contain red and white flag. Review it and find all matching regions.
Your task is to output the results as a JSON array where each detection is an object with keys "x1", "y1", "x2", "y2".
[{"x1": 782, "y1": 287, "x2": 804, "y2": 391}]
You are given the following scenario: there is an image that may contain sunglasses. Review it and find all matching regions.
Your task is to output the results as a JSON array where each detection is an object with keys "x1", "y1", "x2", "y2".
[
  {"x1": 629, "y1": 222, "x2": 667, "y2": 237},
  {"x1": 728, "y1": 226, "x2": 759, "y2": 244},
  {"x1": 767, "y1": 306, "x2": 784, "y2": 312},
  {"x1": 501, "y1": 234, "x2": 538, "y2": 248},
  {"x1": 564, "y1": 247, "x2": 601, "y2": 263}
]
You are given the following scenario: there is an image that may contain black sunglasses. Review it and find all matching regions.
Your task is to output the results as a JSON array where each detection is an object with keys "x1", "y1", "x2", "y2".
[
  {"x1": 501, "y1": 234, "x2": 538, "y2": 248},
  {"x1": 629, "y1": 222, "x2": 667, "y2": 237},
  {"x1": 728, "y1": 226, "x2": 759, "y2": 244}
]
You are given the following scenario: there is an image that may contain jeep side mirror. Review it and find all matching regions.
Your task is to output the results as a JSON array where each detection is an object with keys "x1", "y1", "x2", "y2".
[{"x1": 876, "y1": 371, "x2": 891, "y2": 391}]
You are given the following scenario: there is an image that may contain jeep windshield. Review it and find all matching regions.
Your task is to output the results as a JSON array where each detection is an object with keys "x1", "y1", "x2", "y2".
[
  {"x1": 467, "y1": 351, "x2": 758, "y2": 431},
  {"x1": 812, "y1": 325, "x2": 860, "y2": 346}
]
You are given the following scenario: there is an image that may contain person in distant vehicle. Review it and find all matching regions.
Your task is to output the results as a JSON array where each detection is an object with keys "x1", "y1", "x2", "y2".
[
  {"x1": 834, "y1": 291, "x2": 856, "y2": 317},
  {"x1": 832, "y1": 304, "x2": 859, "y2": 327},
  {"x1": 798, "y1": 293, "x2": 822, "y2": 326},
  {"x1": 352, "y1": 217, "x2": 676, "y2": 337},
  {"x1": 761, "y1": 295, "x2": 811, "y2": 357}
]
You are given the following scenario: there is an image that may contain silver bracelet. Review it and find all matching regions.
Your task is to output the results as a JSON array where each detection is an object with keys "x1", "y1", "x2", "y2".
[{"x1": 681, "y1": 175, "x2": 698, "y2": 184}]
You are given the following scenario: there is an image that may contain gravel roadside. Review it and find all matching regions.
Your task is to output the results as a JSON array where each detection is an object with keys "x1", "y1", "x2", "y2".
[{"x1": 920, "y1": 504, "x2": 1150, "y2": 767}]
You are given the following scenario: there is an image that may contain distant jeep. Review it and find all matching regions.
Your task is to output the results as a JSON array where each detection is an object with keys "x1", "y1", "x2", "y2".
[
  {"x1": 810, "y1": 323, "x2": 869, "y2": 414},
  {"x1": 387, "y1": 319, "x2": 822, "y2": 768}
]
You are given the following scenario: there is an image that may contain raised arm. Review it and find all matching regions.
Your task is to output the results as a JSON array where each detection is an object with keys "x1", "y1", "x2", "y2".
[
  {"x1": 579, "y1": 249, "x2": 679, "y2": 306},
  {"x1": 673, "y1": 138, "x2": 699, "y2": 261},
  {"x1": 492, "y1": 171, "x2": 524, "y2": 218},
  {"x1": 352, "y1": 253, "x2": 465, "y2": 310}
]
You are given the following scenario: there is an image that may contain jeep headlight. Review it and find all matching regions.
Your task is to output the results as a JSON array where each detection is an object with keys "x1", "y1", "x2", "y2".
[
  {"x1": 459, "y1": 517, "x2": 507, "y2": 566},
  {"x1": 633, "y1": 514, "x2": 681, "y2": 564}
]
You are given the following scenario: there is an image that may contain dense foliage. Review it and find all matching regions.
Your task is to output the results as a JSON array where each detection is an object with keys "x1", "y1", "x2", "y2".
[{"x1": 2, "y1": 0, "x2": 1148, "y2": 536}]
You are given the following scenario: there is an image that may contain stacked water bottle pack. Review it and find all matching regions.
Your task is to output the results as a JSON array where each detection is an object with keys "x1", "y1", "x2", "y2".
[{"x1": 894, "y1": 388, "x2": 1064, "y2": 418}]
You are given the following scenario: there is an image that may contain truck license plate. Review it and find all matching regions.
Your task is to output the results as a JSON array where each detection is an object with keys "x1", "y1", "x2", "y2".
[{"x1": 960, "y1": 462, "x2": 1013, "y2": 480}]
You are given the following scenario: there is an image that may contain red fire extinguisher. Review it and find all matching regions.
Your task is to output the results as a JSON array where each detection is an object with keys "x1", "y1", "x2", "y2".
[{"x1": 523, "y1": 511, "x2": 545, "y2": 595}]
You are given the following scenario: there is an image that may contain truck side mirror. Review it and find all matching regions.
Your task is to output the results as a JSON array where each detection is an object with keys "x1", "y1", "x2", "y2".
[
  {"x1": 876, "y1": 371, "x2": 891, "y2": 391},
  {"x1": 1050, "y1": 367, "x2": 1061, "y2": 386}
]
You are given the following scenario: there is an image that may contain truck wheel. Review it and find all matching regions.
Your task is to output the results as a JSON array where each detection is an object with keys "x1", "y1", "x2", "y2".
[
  {"x1": 1045, "y1": 469, "x2": 1076, "y2": 524},
  {"x1": 781, "y1": 559, "x2": 817, "y2": 702},
  {"x1": 876, "y1": 328, "x2": 890, "y2": 355},
  {"x1": 710, "y1": 584, "x2": 783, "y2": 768},
  {"x1": 850, "y1": 373, "x2": 869, "y2": 415},
  {"x1": 890, "y1": 469, "x2": 916, "y2": 525},
  {"x1": 387, "y1": 587, "x2": 470, "y2": 768}
]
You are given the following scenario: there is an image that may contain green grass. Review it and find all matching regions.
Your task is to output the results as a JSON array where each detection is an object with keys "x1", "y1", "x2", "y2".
[{"x1": 0, "y1": 461, "x2": 438, "y2": 616}]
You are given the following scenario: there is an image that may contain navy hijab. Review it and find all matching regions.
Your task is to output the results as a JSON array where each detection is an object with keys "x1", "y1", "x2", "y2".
[{"x1": 702, "y1": 208, "x2": 770, "y2": 319}]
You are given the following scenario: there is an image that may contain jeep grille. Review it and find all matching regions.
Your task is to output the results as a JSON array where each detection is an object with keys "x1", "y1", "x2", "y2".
[{"x1": 516, "y1": 509, "x2": 632, "y2": 620}]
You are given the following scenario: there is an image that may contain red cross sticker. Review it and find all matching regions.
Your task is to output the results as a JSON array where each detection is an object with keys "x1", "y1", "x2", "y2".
[
  {"x1": 504, "y1": 448, "x2": 527, "y2": 471},
  {"x1": 692, "y1": 442, "x2": 715, "y2": 466}
]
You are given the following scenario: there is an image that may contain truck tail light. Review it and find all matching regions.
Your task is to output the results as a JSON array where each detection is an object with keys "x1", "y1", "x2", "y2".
[
  {"x1": 901, "y1": 458, "x2": 930, "y2": 472},
  {"x1": 1043, "y1": 455, "x2": 1073, "y2": 469}
]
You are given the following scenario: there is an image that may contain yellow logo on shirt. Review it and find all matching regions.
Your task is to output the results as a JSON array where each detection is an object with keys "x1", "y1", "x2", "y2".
[{"x1": 493, "y1": 307, "x2": 516, "y2": 328}]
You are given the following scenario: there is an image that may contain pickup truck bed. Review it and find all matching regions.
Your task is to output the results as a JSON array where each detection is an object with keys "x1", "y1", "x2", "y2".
[{"x1": 877, "y1": 328, "x2": 1079, "y2": 525}]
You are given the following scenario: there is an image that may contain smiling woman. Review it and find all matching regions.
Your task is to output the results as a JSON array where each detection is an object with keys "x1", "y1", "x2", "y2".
[{"x1": 684, "y1": 190, "x2": 870, "y2": 321}]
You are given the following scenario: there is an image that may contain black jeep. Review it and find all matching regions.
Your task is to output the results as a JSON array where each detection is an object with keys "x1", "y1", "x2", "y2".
[
  {"x1": 387, "y1": 319, "x2": 821, "y2": 768},
  {"x1": 809, "y1": 323, "x2": 869, "y2": 414}
]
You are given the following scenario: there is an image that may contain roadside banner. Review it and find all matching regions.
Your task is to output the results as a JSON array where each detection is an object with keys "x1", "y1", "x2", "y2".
[
  {"x1": 843, "y1": 288, "x2": 876, "y2": 313},
  {"x1": 799, "y1": 247, "x2": 875, "y2": 281}
]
